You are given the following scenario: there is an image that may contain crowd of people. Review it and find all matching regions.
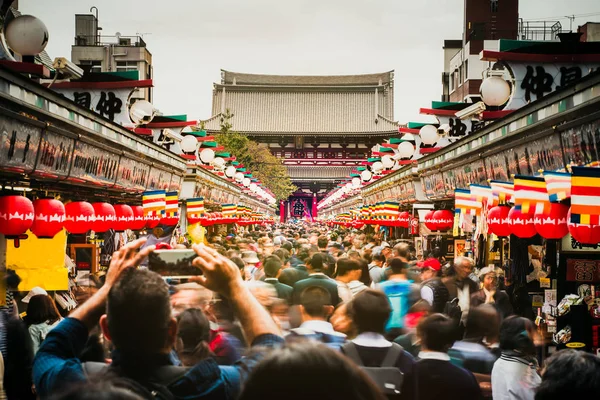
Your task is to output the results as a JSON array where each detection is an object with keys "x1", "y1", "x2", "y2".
[{"x1": 2, "y1": 224, "x2": 600, "y2": 399}]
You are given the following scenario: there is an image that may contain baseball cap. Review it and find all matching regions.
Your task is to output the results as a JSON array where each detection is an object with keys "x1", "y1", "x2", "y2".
[
  {"x1": 418, "y1": 258, "x2": 441, "y2": 271},
  {"x1": 22, "y1": 286, "x2": 48, "y2": 303}
]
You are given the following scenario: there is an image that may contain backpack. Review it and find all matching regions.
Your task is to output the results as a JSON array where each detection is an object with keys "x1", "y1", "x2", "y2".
[
  {"x1": 342, "y1": 342, "x2": 404, "y2": 398},
  {"x1": 82, "y1": 362, "x2": 188, "y2": 400}
]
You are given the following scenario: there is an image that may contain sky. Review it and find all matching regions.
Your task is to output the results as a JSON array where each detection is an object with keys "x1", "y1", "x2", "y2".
[{"x1": 20, "y1": 0, "x2": 600, "y2": 124}]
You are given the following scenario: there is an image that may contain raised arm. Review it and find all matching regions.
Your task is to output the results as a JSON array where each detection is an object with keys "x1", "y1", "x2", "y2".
[{"x1": 190, "y1": 244, "x2": 281, "y2": 344}]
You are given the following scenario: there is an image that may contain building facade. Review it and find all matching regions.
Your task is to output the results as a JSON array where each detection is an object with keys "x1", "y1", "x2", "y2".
[
  {"x1": 70, "y1": 14, "x2": 153, "y2": 102},
  {"x1": 201, "y1": 70, "x2": 399, "y2": 196}
]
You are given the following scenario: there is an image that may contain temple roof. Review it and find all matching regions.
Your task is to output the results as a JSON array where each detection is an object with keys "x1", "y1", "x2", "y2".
[
  {"x1": 221, "y1": 70, "x2": 394, "y2": 87},
  {"x1": 286, "y1": 165, "x2": 354, "y2": 180}
]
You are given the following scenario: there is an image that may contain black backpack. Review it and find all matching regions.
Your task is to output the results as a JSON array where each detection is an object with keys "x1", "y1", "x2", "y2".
[{"x1": 342, "y1": 342, "x2": 405, "y2": 398}]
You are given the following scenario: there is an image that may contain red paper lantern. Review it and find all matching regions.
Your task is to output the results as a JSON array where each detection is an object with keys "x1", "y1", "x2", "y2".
[
  {"x1": 567, "y1": 209, "x2": 600, "y2": 245},
  {"x1": 534, "y1": 203, "x2": 569, "y2": 239},
  {"x1": 64, "y1": 201, "x2": 95, "y2": 234},
  {"x1": 433, "y1": 210, "x2": 454, "y2": 231},
  {"x1": 487, "y1": 205, "x2": 512, "y2": 237},
  {"x1": 113, "y1": 204, "x2": 134, "y2": 232},
  {"x1": 424, "y1": 210, "x2": 438, "y2": 231},
  {"x1": 91, "y1": 202, "x2": 116, "y2": 233},
  {"x1": 508, "y1": 206, "x2": 537, "y2": 238},
  {"x1": 130, "y1": 206, "x2": 147, "y2": 231},
  {"x1": 145, "y1": 214, "x2": 161, "y2": 229},
  {"x1": 398, "y1": 211, "x2": 411, "y2": 228},
  {"x1": 0, "y1": 195, "x2": 34, "y2": 236},
  {"x1": 31, "y1": 198, "x2": 65, "y2": 238}
]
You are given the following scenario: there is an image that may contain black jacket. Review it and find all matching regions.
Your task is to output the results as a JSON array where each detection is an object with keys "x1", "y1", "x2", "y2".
[
  {"x1": 414, "y1": 359, "x2": 482, "y2": 400},
  {"x1": 470, "y1": 289, "x2": 513, "y2": 319}
]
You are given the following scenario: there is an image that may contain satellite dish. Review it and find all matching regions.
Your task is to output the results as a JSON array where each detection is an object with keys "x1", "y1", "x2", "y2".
[{"x1": 129, "y1": 100, "x2": 155, "y2": 125}]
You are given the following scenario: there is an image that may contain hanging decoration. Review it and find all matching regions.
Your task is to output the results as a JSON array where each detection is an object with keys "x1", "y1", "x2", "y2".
[
  {"x1": 433, "y1": 209, "x2": 454, "y2": 231},
  {"x1": 567, "y1": 209, "x2": 600, "y2": 245},
  {"x1": 143, "y1": 190, "x2": 166, "y2": 229},
  {"x1": 113, "y1": 204, "x2": 134, "y2": 232},
  {"x1": 0, "y1": 195, "x2": 35, "y2": 238},
  {"x1": 31, "y1": 198, "x2": 65, "y2": 239},
  {"x1": 64, "y1": 201, "x2": 95, "y2": 234},
  {"x1": 424, "y1": 210, "x2": 438, "y2": 231},
  {"x1": 508, "y1": 206, "x2": 537, "y2": 238},
  {"x1": 398, "y1": 211, "x2": 411, "y2": 228},
  {"x1": 91, "y1": 202, "x2": 116, "y2": 233},
  {"x1": 487, "y1": 205, "x2": 512, "y2": 237},
  {"x1": 130, "y1": 206, "x2": 147, "y2": 231},
  {"x1": 186, "y1": 197, "x2": 205, "y2": 225},
  {"x1": 534, "y1": 202, "x2": 569, "y2": 239},
  {"x1": 160, "y1": 191, "x2": 180, "y2": 226}
]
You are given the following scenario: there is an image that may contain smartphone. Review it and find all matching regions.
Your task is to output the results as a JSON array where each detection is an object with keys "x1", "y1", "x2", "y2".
[{"x1": 147, "y1": 249, "x2": 200, "y2": 277}]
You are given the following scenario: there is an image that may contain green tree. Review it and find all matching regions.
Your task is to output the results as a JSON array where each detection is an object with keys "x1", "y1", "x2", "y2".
[{"x1": 214, "y1": 109, "x2": 296, "y2": 201}]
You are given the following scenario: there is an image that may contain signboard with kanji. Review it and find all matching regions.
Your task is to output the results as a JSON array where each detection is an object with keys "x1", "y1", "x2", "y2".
[{"x1": 565, "y1": 259, "x2": 600, "y2": 282}]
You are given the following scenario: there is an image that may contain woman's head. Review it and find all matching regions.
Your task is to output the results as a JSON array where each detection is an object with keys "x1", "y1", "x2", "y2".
[
  {"x1": 26, "y1": 294, "x2": 60, "y2": 325},
  {"x1": 175, "y1": 308, "x2": 212, "y2": 365},
  {"x1": 499, "y1": 316, "x2": 536, "y2": 356}
]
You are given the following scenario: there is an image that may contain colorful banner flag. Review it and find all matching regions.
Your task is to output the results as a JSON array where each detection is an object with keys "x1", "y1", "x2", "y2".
[
  {"x1": 490, "y1": 181, "x2": 514, "y2": 205},
  {"x1": 543, "y1": 171, "x2": 571, "y2": 202},
  {"x1": 186, "y1": 197, "x2": 205, "y2": 220},
  {"x1": 513, "y1": 176, "x2": 549, "y2": 214},
  {"x1": 142, "y1": 190, "x2": 166, "y2": 217},
  {"x1": 570, "y1": 166, "x2": 600, "y2": 225},
  {"x1": 454, "y1": 189, "x2": 481, "y2": 215},
  {"x1": 164, "y1": 191, "x2": 179, "y2": 217},
  {"x1": 469, "y1": 184, "x2": 493, "y2": 206}
]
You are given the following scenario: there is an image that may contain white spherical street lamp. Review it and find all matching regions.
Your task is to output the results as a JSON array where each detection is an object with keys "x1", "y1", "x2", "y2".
[
  {"x1": 381, "y1": 155, "x2": 394, "y2": 169},
  {"x1": 5, "y1": 15, "x2": 49, "y2": 56},
  {"x1": 199, "y1": 148, "x2": 215, "y2": 164},
  {"x1": 180, "y1": 135, "x2": 198, "y2": 153},
  {"x1": 361, "y1": 169, "x2": 373, "y2": 182},
  {"x1": 235, "y1": 172, "x2": 244, "y2": 182},
  {"x1": 225, "y1": 166, "x2": 236, "y2": 178},
  {"x1": 419, "y1": 125, "x2": 439, "y2": 146},
  {"x1": 395, "y1": 141, "x2": 415, "y2": 159},
  {"x1": 480, "y1": 76, "x2": 511, "y2": 107}
]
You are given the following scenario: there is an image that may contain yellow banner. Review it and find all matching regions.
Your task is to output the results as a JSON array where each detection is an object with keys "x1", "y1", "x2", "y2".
[{"x1": 6, "y1": 230, "x2": 69, "y2": 291}]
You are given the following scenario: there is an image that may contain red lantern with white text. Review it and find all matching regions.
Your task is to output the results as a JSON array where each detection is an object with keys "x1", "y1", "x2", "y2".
[
  {"x1": 113, "y1": 204, "x2": 134, "y2": 232},
  {"x1": 433, "y1": 209, "x2": 454, "y2": 231},
  {"x1": 567, "y1": 209, "x2": 600, "y2": 245},
  {"x1": 130, "y1": 206, "x2": 147, "y2": 231},
  {"x1": 64, "y1": 201, "x2": 95, "y2": 234},
  {"x1": 0, "y1": 195, "x2": 34, "y2": 236},
  {"x1": 534, "y1": 203, "x2": 568, "y2": 239},
  {"x1": 398, "y1": 211, "x2": 410, "y2": 228},
  {"x1": 424, "y1": 210, "x2": 438, "y2": 231},
  {"x1": 508, "y1": 206, "x2": 537, "y2": 238},
  {"x1": 31, "y1": 198, "x2": 65, "y2": 238},
  {"x1": 91, "y1": 202, "x2": 116, "y2": 233},
  {"x1": 487, "y1": 205, "x2": 512, "y2": 237}
]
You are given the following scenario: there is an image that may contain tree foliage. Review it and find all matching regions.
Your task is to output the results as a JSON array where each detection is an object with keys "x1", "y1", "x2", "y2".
[{"x1": 213, "y1": 109, "x2": 296, "y2": 201}]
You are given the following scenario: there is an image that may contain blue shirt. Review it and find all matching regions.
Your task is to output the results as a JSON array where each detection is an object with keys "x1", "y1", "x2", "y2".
[
  {"x1": 33, "y1": 317, "x2": 283, "y2": 399},
  {"x1": 379, "y1": 280, "x2": 414, "y2": 330}
]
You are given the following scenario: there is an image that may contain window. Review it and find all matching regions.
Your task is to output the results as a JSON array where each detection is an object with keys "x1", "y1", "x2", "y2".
[
  {"x1": 490, "y1": 0, "x2": 498, "y2": 12},
  {"x1": 116, "y1": 61, "x2": 138, "y2": 72},
  {"x1": 464, "y1": 59, "x2": 468, "y2": 82},
  {"x1": 78, "y1": 60, "x2": 102, "y2": 73}
]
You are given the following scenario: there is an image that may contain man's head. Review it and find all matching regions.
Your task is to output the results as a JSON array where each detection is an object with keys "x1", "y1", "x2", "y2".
[
  {"x1": 317, "y1": 235, "x2": 328, "y2": 250},
  {"x1": 299, "y1": 286, "x2": 333, "y2": 321},
  {"x1": 387, "y1": 257, "x2": 408, "y2": 276},
  {"x1": 380, "y1": 242, "x2": 393, "y2": 259},
  {"x1": 306, "y1": 253, "x2": 326, "y2": 273},
  {"x1": 465, "y1": 304, "x2": 500, "y2": 342},
  {"x1": 392, "y1": 242, "x2": 410, "y2": 261},
  {"x1": 453, "y1": 256, "x2": 474, "y2": 280},
  {"x1": 478, "y1": 266, "x2": 498, "y2": 291},
  {"x1": 417, "y1": 313, "x2": 457, "y2": 353},
  {"x1": 264, "y1": 255, "x2": 284, "y2": 279},
  {"x1": 335, "y1": 258, "x2": 362, "y2": 282},
  {"x1": 347, "y1": 250, "x2": 361, "y2": 260},
  {"x1": 242, "y1": 251, "x2": 261, "y2": 266},
  {"x1": 101, "y1": 269, "x2": 175, "y2": 355},
  {"x1": 348, "y1": 290, "x2": 391, "y2": 335},
  {"x1": 536, "y1": 349, "x2": 600, "y2": 400},
  {"x1": 419, "y1": 258, "x2": 442, "y2": 281}
]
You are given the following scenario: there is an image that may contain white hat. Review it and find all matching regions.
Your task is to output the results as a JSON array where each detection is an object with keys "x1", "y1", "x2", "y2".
[
  {"x1": 22, "y1": 286, "x2": 47, "y2": 303},
  {"x1": 478, "y1": 266, "x2": 497, "y2": 279}
]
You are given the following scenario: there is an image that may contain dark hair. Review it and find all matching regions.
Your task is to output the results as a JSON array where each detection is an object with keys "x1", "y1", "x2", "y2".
[
  {"x1": 393, "y1": 243, "x2": 411, "y2": 259},
  {"x1": 499, "y1": 316, "x2": 535, "y2": 356},
  {"x1": 279, "y1": 268, "x2": 301, "y2": 287},
  {"x1": 308, "y1": 253, "x2": 325, "y2": 272},
  {"x1": 388, "y1": 257, "x2": 408, "y2": 275},
  {"x1": 49, "y1": 378, "x2": 146, "y2": 400},
  {"x1": 465, "y1": 304, "x2": 499, "y2": 342},
  {"x1": 317, "y1": 236, "x2": 328, "y2": 249},
  {"x1": 358, "y1": 259, "x2": 372, "y2": 287},
  {"x1": 335, "y1": 258, "x2": 361, "y2": 277},
  {"x1": 264, "y1": 256, "x2": 283, "y2": 278},
  {"x1": 417, "y1": 313, "x2": 457, "y2": 352},
  {"x1": 176, "y1": 308, "x2": 212, "y2": 364},
  {"x1": 281, "y1": 241, "x2": 293, "y2": 252},
  {"x1": 107, "y1": 269, "x2": 172, "y2": 354},
  {"x1": 239, "y1": 342, "x2": 386, "y2": 400},
  {"x1": 273, "y1": 248, "x2": 290, "y2": 264},
  {"x1": 372, "y1": 254, "x2": 385, "y2": 263},
  {"x1": 26, "y1": 294, "x2": 61, "y2": 326},
  {"x1": 535, "y1": 349, "x2": 600, "y2": 400},
  {"x1": 300, "y1": 286, "x2": 332, "y2": 318},
  {"x1": 230, "y1": 257, "x2": 245, "y2": 272},
  {"x1": 348, "y1": 290, "x2": 391, "y2": 334},
  {"x1": 6, "y1": 269, "x2": 21, "y2": 290}
]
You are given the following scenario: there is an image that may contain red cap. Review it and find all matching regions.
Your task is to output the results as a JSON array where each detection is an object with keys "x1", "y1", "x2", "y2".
[{"x1": 420, "y1": 258, "x2": 441, "y2": 271}]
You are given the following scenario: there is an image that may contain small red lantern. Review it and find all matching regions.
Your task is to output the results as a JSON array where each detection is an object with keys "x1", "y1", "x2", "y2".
[
  {"x1": 145, "y1": 214, "x2": 161, "y2": 229},
  {"x1": 508, "y1": 206, "x2": 537, "y2": 238},
  {"x1": 433, "y1": 209, "x2": 454, "y2": 231},
  {"x1": 487, "y1": 205, "x2": 512, "y2": 237},
  {"x1": 91, "y1": 202, "x2": 116, "y2": 233},
  {"x1": 0, "y1": 195, "x2": 34, "y2": 237},
  {"x1": 398, "y1": 211, "x2": 411, "y2": 228},
  {"x1": 113, "y1": 204, "x2": 134, "y2": 232},
  {"x1": 64, "y1": 201, "x2": 95, "y2": 234},
  {"x1": 31, "y1": 198, "x2": 65, "y2": 238},
  {"x1": 534, "y1": 203, "x2": 569, "y2": 239},
  {"x1": 567, "y1": 209, "x2": 600, "y2": 245},
  {"x1": 424, "y1": 210, "x2": 438, "y2": 231},
  {"x1": 130, "y1": 206, "x2": 147, "y2": 231}
]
